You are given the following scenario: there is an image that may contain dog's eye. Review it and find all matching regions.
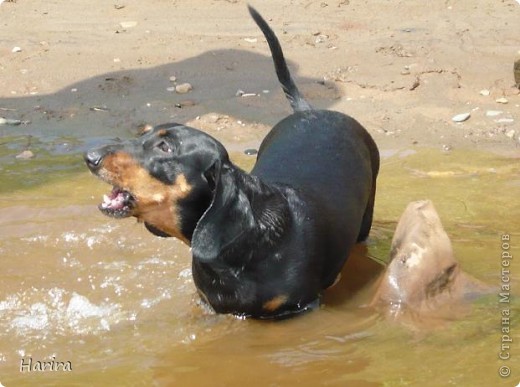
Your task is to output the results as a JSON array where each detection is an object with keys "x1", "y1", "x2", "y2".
[{"x1": 156, "y1": 140, "x2": 172, "y2": 154}]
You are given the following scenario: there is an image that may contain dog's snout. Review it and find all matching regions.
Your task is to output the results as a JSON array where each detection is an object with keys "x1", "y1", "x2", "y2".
[{"x1": 84, "y1": 149, "x2": 104, "y2": 170}]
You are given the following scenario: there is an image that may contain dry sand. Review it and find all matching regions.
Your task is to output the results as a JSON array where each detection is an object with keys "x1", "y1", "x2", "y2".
[{"x1": 1, "y1": 0, "x2": 519, "y2": 155}]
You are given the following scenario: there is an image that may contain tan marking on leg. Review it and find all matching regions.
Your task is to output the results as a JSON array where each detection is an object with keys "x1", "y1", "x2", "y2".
[
  {"x1": 263, "y1": 295, "x2": 288, "y2": 312},
  {"x1": 99, "y1": 151, "x2": 192, "y2": 244}
]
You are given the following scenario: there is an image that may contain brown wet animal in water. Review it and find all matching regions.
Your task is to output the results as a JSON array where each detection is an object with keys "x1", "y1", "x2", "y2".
[
  {"x1": 370, "y1": 200, "x2": 491, "y2": 324},
  {"x1": 84, "y1": 6, "x2": 380, "y2": 319}
]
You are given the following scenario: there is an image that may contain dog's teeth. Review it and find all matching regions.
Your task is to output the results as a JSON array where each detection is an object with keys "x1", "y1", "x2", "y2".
[{"x1": 101, "y1": 191, "x2": 129, "y2": 211}]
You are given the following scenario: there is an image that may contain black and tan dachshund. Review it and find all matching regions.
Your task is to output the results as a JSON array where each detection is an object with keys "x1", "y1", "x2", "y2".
[{"x1": 84, "y1": 6, "x2": 380, "y2": 319}]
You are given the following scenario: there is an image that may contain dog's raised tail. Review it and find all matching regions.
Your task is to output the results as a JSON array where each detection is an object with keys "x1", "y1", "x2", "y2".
[{"x1": 248, "y1": 5, "x2": 312, "y2": 112}]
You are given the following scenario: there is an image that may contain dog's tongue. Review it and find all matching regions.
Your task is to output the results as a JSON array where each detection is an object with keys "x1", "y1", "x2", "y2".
[{"x1": 101, "y1": 188, "x2": 126, "y2": 210}]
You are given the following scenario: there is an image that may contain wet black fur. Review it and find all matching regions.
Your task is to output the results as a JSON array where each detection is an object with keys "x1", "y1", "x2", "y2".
[{"x1": 85, "y1": 6, "x2": 379, "y2": 319}]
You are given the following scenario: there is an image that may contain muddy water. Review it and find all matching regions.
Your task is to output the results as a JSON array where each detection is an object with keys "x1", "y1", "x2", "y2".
[{"x1": 0, "y1": 143, "x2": 518, "y2": 386}]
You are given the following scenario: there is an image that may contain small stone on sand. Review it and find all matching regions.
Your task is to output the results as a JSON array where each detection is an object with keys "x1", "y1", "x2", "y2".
[
  {"x1": 16, "y1": 150, "x2": 34, "y2": 159},
  {"x1": 451, "y1": 112, "x2": 470, "y2": 123},
  {"x1": 486, "y1": 110, "x2": 503, "y2": 117},
  {"x1": 175, "y1": 83, "x2": 193, "y2": 94},
  {"x1": 119, "y1": 21, "x2": 137, "y2": 29}
]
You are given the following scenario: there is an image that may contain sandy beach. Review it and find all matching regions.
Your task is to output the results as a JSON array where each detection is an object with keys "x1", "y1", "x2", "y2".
[{"x1": 0, "y1": 0, "x2": 519, "y2": 155}]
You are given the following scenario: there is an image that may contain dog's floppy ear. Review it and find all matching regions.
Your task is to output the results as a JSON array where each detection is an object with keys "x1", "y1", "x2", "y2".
[{"x1": 192, "y1": 159, "x2": 255, "y2": 262}]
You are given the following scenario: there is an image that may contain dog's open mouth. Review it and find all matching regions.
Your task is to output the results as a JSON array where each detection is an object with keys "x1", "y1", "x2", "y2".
[{"x1": 99, "y1": 187, "x2": 135, "y2": 218}]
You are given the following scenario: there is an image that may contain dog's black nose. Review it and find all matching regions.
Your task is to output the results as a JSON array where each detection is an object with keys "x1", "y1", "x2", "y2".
[{"x1": 84, "y1": 149, "x2": 104, "y2": 170}]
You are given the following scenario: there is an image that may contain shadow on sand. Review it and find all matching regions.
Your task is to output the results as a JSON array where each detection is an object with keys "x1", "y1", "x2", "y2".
[{"x1": 0, "y1": 49, "x2": 340, "y2": 149}]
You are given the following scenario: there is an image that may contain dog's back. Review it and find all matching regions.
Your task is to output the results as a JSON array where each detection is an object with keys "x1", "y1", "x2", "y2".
[{"x1": 249, "y1": 7, "x2": 379, "y2": 287}]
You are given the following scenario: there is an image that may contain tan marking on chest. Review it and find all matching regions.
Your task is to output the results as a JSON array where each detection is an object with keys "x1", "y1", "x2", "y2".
[{"x1": 263, "y1": 294, "x2": 288, "y2": 312}]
